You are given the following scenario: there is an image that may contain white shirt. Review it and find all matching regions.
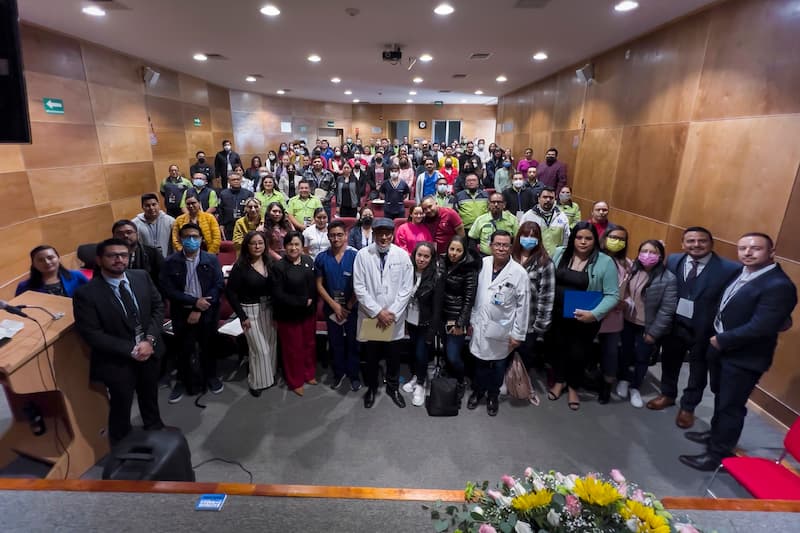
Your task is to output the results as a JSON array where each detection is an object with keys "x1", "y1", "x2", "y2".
[
  {"x1": 302, "y1": 225, "x2": 330, "y2": 260},
  {"x1": 683, "y1": 253, "x2": 712, "y2": 281},
  {"x1": 714, "y1": 263, "x2": 777, "y2": 333}
]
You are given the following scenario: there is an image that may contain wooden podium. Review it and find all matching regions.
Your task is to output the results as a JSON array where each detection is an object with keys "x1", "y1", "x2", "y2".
[{"x1": 0, "y1": 292, "x2": 109, "y2": 478}]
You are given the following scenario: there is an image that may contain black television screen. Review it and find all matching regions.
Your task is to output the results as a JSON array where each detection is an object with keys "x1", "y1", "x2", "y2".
[{"x1": 0, "y1": 0, "x2": 31, "y2": 144}]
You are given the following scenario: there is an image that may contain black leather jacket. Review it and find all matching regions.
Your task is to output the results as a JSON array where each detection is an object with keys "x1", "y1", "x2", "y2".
[{"x1": 439, "y1": 249, "x2": 481, "y2": 328}]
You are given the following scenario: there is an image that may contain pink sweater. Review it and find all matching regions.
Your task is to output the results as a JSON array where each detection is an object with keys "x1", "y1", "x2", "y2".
[{"x1": 394, "y1": 222, "x2": 433, "y2": 255}]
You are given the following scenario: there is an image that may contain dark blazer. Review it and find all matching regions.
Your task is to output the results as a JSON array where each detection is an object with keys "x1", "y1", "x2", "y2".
[
  {"x1": 666, "y1": 252, "x2": 740, "y2": 340},
  {"x1": 214, "y1": 149, "x2": 243, "y2": 187},
  {"x1": 715, "y1": 264, "x2": 797, "y2": 373},
  {"x1": 160, "y1": 251, "x2": 224, "y2": 323},
  {"x1": 73, "y1": 269, "x2": 165, "y2": 382}
]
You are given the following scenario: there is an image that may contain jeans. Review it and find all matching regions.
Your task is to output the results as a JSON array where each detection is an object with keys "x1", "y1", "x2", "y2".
[
  {"x1": 408, "y1": 323, "x2": 432, "y2": 385},
  {"x1": 598, "y1": 331, "x2": 621, "y2": 379},
  {"x1": 472, "y1": 355, "x2": 508, "y2": 398},
  {"x1": 444, "y1": 333, "x2": 466, "y2": 382},
  {"x1": 327, "y1": 313, "x2": 360, "y2": 381},
  {"x1": 620, "y1": 322, "x2": 655, "y2": 389}
]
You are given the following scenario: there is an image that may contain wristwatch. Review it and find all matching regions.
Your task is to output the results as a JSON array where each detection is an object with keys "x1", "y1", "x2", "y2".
[{"x1": 145, "y1": 335, "x2": 157, "y2": 348}]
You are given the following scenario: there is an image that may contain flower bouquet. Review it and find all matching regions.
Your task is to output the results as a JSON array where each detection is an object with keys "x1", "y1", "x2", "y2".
[{"x1": 424, "y1": 468, "x2": 703, "y2": 533}]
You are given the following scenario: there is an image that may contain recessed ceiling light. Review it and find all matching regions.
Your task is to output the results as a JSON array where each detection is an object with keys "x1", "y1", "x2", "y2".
[
  {"x1": 353, "y1": 99, "x2": 360, "y2": 103},
  {"x1": 532, "y1": 51, "x2": 548, "y2": 61},
  {"x1": 406, "y1": 99, "x2": 414, "y2": 103},
  {"x1": 82, "y1": 6, "x2": 106, "y2": 17},
  {"x1": 246, "y1": 76, "x2": 257, "y2": 83},
  {"x1": 276, "y1": 89, "x2": 286, "y2": 95},
  {"x1": 409, "y1": 90, "x2": 417, "y2": 95},
  {"x1": 344, "y1": 90, "x2": 352, "y2": 95},
  {"x1": 193, "y1": 53, "x2": 208, "y2": 62},
  {"x1": 330, "y1": 77, "x2": 341, "y2": 84},
  {"x1": 474, "y1": 90, "x2": 484, "y2": 95},
  {"x1": 614, "y1": 1, "x2": 639, "y2": 12},
  {"x1": 419, "y1": 54, "x2": 433, "y2": 62},
  {"x1": 307, "y1": 54, "x2": 321, "y2": 63},
  {"x1": 496, "y1": 75, "x2": 507, "y2": 83},
  {"x1": 260, "y1": 4, "x2": 281, "y2": 16},
  {"x1": 434, "y1": 3, "x2": 454, "y2": 16},
  {"x1": 413, "y1": 77, "x2": 423, "y2": 84}
]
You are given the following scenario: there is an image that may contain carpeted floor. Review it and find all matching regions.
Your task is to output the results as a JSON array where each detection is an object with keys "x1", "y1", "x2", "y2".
[{"x1": 0, "y1": 356, "x2": 790, "y2": 499}]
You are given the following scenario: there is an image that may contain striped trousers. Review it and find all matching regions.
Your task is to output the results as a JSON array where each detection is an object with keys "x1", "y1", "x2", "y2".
[{"x1": 241, "y1": 299, "x2": 278, "y2": 389}]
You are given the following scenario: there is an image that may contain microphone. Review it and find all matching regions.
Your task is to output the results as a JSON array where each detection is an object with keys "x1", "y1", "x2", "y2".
[{"x1": 0, "y1": 300, "x2": 30, "y2": 319}]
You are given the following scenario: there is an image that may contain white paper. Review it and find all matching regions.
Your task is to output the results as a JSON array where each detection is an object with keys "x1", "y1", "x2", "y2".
[
  {"x1": 0, "y1": 319, "x2": 24, "y2": 339},
  {"x1": 329, "y1": 313, "x2": 346, "y2": 326},
  {"x1": 676, "y1": 298, "x2": 694, "y2": 319},
  {"x1": 217, "y1": 318, "x2": 243, "y2": 337}
]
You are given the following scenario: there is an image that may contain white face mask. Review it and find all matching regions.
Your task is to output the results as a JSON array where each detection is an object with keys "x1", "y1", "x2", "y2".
[
  {"x1": 513, "y1": 179, "x2": 524, "y2": 189},
  {"x1": 437, "y1": 184, "x2": 448, "y2": 194},
  {"x1": 390, "y1": 171, "x2": 400, "y2": 179}
]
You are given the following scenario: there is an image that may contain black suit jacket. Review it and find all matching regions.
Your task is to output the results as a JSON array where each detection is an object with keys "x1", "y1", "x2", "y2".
[
  {"x1": 715, "y1": 264, "x2": 797, "y2": 373},
  {"x1": 73, "y1": 269, "x2": 165, "y2": 382},
  {"x1": 214, "y1": 150, "x2": 243, "y2": 187}
]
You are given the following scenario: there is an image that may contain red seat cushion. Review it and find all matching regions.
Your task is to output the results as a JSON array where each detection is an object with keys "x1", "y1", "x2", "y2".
[{"x1": 722, "y1": 457, "x2": 800, "y2": 500}]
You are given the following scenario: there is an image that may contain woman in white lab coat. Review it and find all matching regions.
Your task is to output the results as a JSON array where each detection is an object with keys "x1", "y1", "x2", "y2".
[{"x1": 467, "y1": 230, "x2": 530, "y2": 416}]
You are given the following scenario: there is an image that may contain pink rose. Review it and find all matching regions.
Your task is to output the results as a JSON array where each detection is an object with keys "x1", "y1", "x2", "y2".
[
  {"x1": 479, "y1": 525, "x2": 498, "y2": 533},
  {"x1": 675, "y1": 524, "x2": 700, "y2": 533},
  {"x1": 617, "y1": 482, "x2": 628, "y2": 497},
  {"x1": 632, "y1": 489, "x2": 645, "y2": 502},
  {"x1": 524, "y1": 467, "x2": 534, "y2": 478},
  {"x1": 565, "y1": 495, "x2": 581, "y2": 516},
  {"x1": 610, "y1": 469, "x2": 626, "y2": 483},
  {"x1": 501, "y1": 475, "x2": 516, "y2": 488}
]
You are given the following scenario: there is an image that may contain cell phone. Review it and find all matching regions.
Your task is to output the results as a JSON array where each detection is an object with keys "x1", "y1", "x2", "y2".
[{"x1": 446, "y1": 320, "x2": 456, "y2": 332}]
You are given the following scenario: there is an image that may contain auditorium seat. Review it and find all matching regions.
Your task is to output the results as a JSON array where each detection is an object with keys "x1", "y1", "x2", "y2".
[
  {"x1": 393, "y1": 218, "x2": 407, "y2": 233},
  {"x1": 217, "y1": 241, "x2": 237, "y2": 266},
  {"x1": 337, "y1": 217, "x2": 357, "y2": 234}
]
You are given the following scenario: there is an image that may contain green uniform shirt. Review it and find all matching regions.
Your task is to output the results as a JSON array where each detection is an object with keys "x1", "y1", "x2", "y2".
[
  {"x1": 287, "y1": 195, "x2": 323, "y2": 227},
  {"x1": 256, "y1": 190, "x2": 288, "y2": 217},
  {"x1": 469, "y1": 211, "x2": 519, "y2": 256}
]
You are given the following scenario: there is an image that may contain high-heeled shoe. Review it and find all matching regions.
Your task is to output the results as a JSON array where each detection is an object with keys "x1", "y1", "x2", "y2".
[
  {"x1": 547, "y1": 385, "x2": 564, "y2": 401},
  {"x1": 293, "y1": 387, "x2": 304, "y2": 397}
]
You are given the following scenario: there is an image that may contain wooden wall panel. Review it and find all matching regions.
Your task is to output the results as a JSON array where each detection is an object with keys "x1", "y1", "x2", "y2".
[
  {"x1": 144, "y1": 68, "x2": 180, "y2": 100},
  {"x1": 529, "y1": 132, "x2": 551, "y2": 162},
  {"x1": 776, "y1": 164, "x2": 800, "y2": 262},
  {"x1": 81, "y1": 43, "x2": 143, "y2": 94},
  {"x1": 88, "y1": 83, "x2": 148, "y2": 127},
  {"x1": 671, "y1": 116, "x2": 800, "y2": 242},
  {"x1": 40, "y1": 205, "x2": 114, "y2": 254},
  {"x1": 21, "y1": 123, "x2": 101, "y2": 169},
  {"x1": 0, "y1": 172, "x2": 36, "y2": 227},
  {"x1": 530, "y1": 78, "x2": 557, "y2": 133},
  {"x1": 211, "y1": 107, "x2": 233, "y2": 132},
  {"x1": 0, "y1": 146, "x2": 25, "y2": 173},
  {"x1": 213, "y1": 132, "x2": 235, "y2": 152},
  {"x1": 111, "y1": 197, "x2": 144, "y2": 222},
  {"x1": 178, "y1": 74, "x2": 210, "y2": 107},
  {"x1": 572, "y1": 128, "x2": 622, "y2": 202},
  {"x1": 552, "y1": 68, "x2": 586, "y2": 132},
  {"x1": 105, "y1": 162, "x2": 157, "y2": 201},
  {"x1": 693, "y1": 0, "x2": 800, "y2": 120},
  {"x1": 150, "y1": 129, "x2": 189, "y2": 161},
  {"x1": 182, "y1": 104, "x2": 211, "y2": 132},
  {"x1": 145, "y1": 95, "x2": 186, "y2": 131},
  {"x1": 29, "y1": 166, "x2": 109, "y2": 216},
  {"x1": 231, "y1": 111, "x2": 266, "y2": 153},
  {"x1": 186, "y1": 132, "x2": 214, "y2": 160},
  {"x1": 20, "y1": 26, "x2": 85, "y2": 80},
  {"x1": 585, "y1": 47, "x2": 630, "y2": 129},
  {"x1": 0, "y1": 220, "x2": 44, "y2": 286},
  {"x1": 230, "y1": 91, "x2": 263, "y2": 112},
  {"x1": 24, "y1": 72, "x2": 94, "y2": 125},
  {"x1": 208, "y1": 84, "x2": 231, "y2": 109},
  {"x1": 612, "y1": 123, "x2": 688, "y2": 222},
  {"x1": 96, "y1": 126, "x2": 152, "y2": 164},
  {"x1": 607, "y1": 208, "x2": 669, "y2": 251}
]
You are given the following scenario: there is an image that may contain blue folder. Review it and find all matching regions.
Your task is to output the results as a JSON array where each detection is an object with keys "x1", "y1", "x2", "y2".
[{"x1": 563, "y1": 290, "x2": 603, "y2": 318}]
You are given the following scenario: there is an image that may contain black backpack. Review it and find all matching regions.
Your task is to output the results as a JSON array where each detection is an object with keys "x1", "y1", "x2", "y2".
[{"x1": 425, "y1": 362, "x2": 459, "y2": 417}]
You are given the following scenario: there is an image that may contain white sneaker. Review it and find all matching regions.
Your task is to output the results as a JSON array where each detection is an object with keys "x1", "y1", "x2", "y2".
[
  {"x1": 616, "y1": 380, "x2": 630, "y2": 398},
  {"x1": 630, "y1": 388, "x2": 643, "y2": 408},
  {"x1": 499, "y1": 383, "x2": 508, "y2": 397},
  {"x1": 412, "y1": 384, "x2": 425, "y2": 407},
  {"x1": 402, "y1": 375, "x2": 417, "y2": 393}
]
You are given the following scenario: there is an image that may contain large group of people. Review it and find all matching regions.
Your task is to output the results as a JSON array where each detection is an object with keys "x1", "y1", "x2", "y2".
[{"x1": 13, "y1": 135, "x2": 797, "y2": 473}]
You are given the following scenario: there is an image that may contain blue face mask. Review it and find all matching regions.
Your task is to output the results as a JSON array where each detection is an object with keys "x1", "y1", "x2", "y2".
[
  {"x1": 181, "y1": 237, "x2": 201, "y2": 252},
  {"x1": 502, "y1": 162, "x2": 512, "y2": 168},
  {"x1": 520, "y1": 236, "x2": 538, "y2": 250}
]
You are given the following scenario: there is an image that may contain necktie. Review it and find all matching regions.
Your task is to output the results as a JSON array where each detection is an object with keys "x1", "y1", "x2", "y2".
[
  {"x1": 379, "y1": 251, "x2": 387, "y2": 271},
  {"x1": 119, "y1": 280, "x2": 142, "y2": 332},
  {"x1": 686, "y1": 259, "x2": 698, "y2": 282}
]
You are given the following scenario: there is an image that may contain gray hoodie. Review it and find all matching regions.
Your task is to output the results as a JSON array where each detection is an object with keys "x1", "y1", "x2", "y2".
[{"x1": 133, "y1": 211, "x2": 176, "y2": 258}]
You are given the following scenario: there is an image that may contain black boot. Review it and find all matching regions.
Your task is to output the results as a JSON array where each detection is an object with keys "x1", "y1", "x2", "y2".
[{"x1": 598, "y1": 381, "x2": 612, "y2": 404}]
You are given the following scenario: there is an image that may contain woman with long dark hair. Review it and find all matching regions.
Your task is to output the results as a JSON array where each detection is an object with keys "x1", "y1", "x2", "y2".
[
  {"x1": 511, "y1": 222, "x2": 555, "y2": 382},
  {"x1": 348, "y1": 206, "x2": 374, "y2": 250},
  {"x1": 244, "y1": 155, "x2": 263, "y2": 185},
  {"x1": 618, "y1": 239, "x2": 678, "y2": 408},
  {"x1": 263, "y1": 201, "x2": 293, "y2": 261},
  {"x1": 548, "y1": 221, "x2": 619, "y2": 411},
  {"x1": 16, "y1": 245, "x2": 88, "y2": 297},
  {"x1": 335, "y1": 163, "x2": 361, "y2": 218},
  {"x1": 271, "y1": 231, "x2": 317, "y2": 396},
  {"x1": 403, "y1": 241, "x2": 443, "y2": 407},
  {"x1": 226, "y1": 231, "x2": 277, "y2": 396},
  {"x1": 232, "y1": 198, "x2": 263, "y2": 252}
]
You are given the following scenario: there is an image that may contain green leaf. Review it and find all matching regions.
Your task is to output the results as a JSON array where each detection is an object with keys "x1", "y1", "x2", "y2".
[
  {"x1": 431, "y1": 510, "x2": 441, "y2": 520},
  {"x1": 499, "y1": 522, "x2": 513, "y2": 533},
  {"x1": 446, "y1": 506, "x2": 459, "y2": 515},
  {"x1": 434, "y1": 519, "x2": 450, "y2": 532}
]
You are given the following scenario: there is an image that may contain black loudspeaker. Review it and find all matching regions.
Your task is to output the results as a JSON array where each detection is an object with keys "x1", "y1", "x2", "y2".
[
  {"x1": 0, "y1": 0, "x2": 31, "y2": 144},
  {"x1": 103, "y1": 429, "x2": 195, "y2": 482}
]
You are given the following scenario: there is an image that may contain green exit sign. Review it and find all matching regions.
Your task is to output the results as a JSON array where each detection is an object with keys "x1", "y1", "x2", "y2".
[
  {"x1": 43, "y1": 97, "x2": 64, "y2": 115},
  {"x1": 434, "y1": 100, "x2": 444, "y2": 107},
  {"x1": 193, "y1": 117, "x2": 201, "y2": 127},
  {"x1": 327, "y1": 120, "x2": 335, "y2": 127}
]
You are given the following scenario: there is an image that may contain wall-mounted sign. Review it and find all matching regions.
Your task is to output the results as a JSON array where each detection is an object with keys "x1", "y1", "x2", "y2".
[
  {"x1": 371, "y1": 126, "x2": 382, "y2": 134},
  {"x1": 326, "y1": 120, "x2": 335, "y2": 127},
  {"x1": 192, "y1": 117, "x2": 201, "y2": 127},
  {"x1": 43, "y1": 97, "x2": 64, "y2": 115},
  {"x1": 433, "y1": 101, "x2": 443, "y2": 107}
]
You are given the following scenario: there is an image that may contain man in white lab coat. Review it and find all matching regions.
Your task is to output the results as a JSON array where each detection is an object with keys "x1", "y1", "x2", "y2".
[
  {"x1": 353, "y1": 218, "x2": 414, "y2": 408},
  {"x1": 467, "y1": 230, "x2": 530, "y2": 416}
]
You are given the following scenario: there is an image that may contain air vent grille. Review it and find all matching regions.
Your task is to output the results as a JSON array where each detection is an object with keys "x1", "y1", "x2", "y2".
[
  {"x1": 469, "y1": 53, "x2": 491, "y2": 61},
  {"x1": 452, "y1": 74, "x2": 468, "y2": 79}
]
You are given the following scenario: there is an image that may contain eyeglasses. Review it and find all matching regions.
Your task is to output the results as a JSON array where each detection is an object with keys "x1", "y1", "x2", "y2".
[{"x1": 103, "y1": 252, "x2": 130, "y2": 260}]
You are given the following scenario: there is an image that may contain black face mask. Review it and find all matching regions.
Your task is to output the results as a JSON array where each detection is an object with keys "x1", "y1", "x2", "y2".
[
  {"x1": 198, "y1": 157, "x2": 206, "y2": 164},
  {"x1": 467, "y1": 187, "x2": 477, "y2": 194},
  {"x1": 546, "y1": 156, "x2": 556, "y2": 164},
  {"x1": 287, "y1": 171, "x2": 295, "y2": 177}
]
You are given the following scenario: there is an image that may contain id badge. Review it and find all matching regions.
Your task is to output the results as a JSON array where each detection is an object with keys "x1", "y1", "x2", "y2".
[
  {"x1": 492, "y1": 292, "x2": 504, "y2": 306},
  {"x1": 168, "y1": 193, "x2": 176, "y2": 205},
  {"x1": 304, "y1": 217, "x2": 312, "y2": 227},
  {"x1": 677, "y1": 298, "x2": 694, "y2": 319}
]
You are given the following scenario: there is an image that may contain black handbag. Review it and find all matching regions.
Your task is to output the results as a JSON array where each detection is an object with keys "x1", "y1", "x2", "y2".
[{"x1": 425, "y1": 357, "x2": 459, "y2": 417}]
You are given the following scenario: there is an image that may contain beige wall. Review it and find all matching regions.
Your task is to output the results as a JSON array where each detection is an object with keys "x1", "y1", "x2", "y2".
[{"x1": 496, "y1": 0, "x2": 800, "y2": 423}]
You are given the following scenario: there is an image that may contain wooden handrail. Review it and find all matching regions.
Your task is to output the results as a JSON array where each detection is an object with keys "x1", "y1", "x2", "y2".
[{"x1": 0, "y1": 478, "x2": 799, "y2": 512}]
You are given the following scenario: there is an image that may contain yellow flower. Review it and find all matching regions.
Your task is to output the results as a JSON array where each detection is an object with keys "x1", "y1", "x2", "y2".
[
  {"x1": 572, "y1": 477, "x2": 621, "y2": 507},
  {"x1": 620, "y1": 499, "x2": 671, "y2": 533},
  {"x1": 511, "y1": 490, "x2": 553, "y2": 513}
]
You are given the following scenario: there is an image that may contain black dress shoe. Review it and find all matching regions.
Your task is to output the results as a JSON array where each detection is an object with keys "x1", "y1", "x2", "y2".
[
  {"x1": 363, "y1": 388, "x2": 376, "y2": 408},
  {"x1": 467, "y1": 392, "x2": 482, "y2": 410},
  {"x1": 248, "y1": 387, "x2": 262, "y2": 397},
  {"x1": 598, "y1": 382, "x2": 612, "y2": 405},
  {"x1": 487, "y1": 396, "x2": 499, "y2": 417},
  {"x1": 685, "y1": 430, "x2": 712, "y2": 445},
  {"x1": 679, "y1": 452, "x2": 722, "y2": 471},
  {"x1": 388, "y1": 388, "x2": 406, "y2": 408}
]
